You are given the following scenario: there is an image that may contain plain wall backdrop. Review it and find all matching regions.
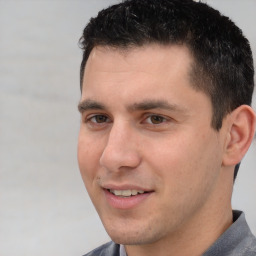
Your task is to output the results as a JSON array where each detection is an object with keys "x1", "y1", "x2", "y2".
[{"x1": 0, "y1": 1, "x2": 255, "y2": 255}]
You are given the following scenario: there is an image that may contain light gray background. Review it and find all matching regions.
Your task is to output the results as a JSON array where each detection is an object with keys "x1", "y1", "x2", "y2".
[{"x1": 0, "y1": 1, "x2": 255, "y2": 255}]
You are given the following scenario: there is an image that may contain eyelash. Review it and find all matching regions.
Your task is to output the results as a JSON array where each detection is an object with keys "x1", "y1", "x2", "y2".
[
  {"x1": 147, "y1": 115, "x2": 167, "y2": 124},
  {"x1": 85, "y1": 114, "x2": 111, "y2": 124},
  {"x1": 84, "y1": 113, "x2": 170, "y2": 129}
]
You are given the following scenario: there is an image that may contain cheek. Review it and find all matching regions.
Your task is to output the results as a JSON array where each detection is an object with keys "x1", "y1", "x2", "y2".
[
  {"x1": 77, "y1": 132, "x2": 102, "y2": 187},
  {"x1": 148, "y1": 131, "x2": 220, "y2": 193}
]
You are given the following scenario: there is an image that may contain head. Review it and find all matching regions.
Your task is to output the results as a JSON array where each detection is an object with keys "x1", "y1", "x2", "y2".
[{"x1": 78, "y1": 0, "x2": 255, "y2": 252}]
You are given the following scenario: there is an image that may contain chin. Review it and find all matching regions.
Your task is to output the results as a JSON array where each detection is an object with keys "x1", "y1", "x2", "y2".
[
  {"x1": 103, "y1": 221, "x2": 162, "y2": 246},
  {"x1": 110, "y1": 234, "x2": 150, "y2": 246}
]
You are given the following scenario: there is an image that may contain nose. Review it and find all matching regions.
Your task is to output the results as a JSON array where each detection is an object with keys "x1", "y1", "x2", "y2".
[{"x1": 99, "y1": 122, "x2": 141, "y2": 172}]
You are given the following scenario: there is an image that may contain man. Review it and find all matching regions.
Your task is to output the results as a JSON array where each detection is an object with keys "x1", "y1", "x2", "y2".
[{"x1": 77, "y1": 0, "x2": 256, "y2": 255}]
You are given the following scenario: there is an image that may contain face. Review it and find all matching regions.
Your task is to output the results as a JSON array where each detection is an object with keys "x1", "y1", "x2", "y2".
[{"x1": 78, "y1": 44, "x2": 227, "y2": 246}]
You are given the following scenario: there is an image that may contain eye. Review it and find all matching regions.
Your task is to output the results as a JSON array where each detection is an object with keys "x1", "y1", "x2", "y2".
[
  {"x1": 145, "y1": 115, "x2": 166, "y2": 124},
  {"x1": 88, "y1": 114, "x2": 110, "y2": 123}
]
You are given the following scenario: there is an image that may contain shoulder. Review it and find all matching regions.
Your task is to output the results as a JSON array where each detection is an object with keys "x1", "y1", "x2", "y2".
[
  {"x1": 83, "y1": 241, "x2": 120, "y2": 256},
  {"x1": 240, "y1": 228, "x2": 256, "y2": 255},
  {"x1": 230, "y1": 211, "x2": 256, "y2": 255},
  {"x1": 204, "y1": 211, "x2": 256, "y2": 256}
]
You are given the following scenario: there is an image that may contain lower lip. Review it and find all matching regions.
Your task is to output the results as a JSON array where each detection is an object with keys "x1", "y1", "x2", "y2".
[{"x1": 104, "y1": 189, "x2": 153, "y2": 209}]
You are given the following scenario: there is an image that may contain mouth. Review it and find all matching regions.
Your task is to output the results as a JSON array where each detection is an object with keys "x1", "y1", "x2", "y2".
[
  {"x1": 107, "y1": 189, "x2": 149, "y2": 197},
  {"x1": 103, "y1": 188, "x2": 153, "y2": 209}
]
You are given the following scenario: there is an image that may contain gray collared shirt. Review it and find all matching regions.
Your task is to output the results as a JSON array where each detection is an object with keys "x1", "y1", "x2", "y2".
[
  {"x1": 120, "y1": 211, "x2": 256, "y2": 256},
  {"x1": 119, "y1": 244, "x2": 127, "y2": 256}
]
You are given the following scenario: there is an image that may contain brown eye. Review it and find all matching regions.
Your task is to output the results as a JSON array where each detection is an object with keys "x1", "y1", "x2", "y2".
[
  {"x1": 90, "y1": 115, "x2": 109, "y2": 123},
  {"x1": 149, "y1": 115, "x2": 165, "y2": 124}
]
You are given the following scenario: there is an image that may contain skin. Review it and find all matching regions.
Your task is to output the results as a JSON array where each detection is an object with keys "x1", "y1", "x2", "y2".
[{"x1": 77, "y1": 44, "x2": 256, "y2": 256}]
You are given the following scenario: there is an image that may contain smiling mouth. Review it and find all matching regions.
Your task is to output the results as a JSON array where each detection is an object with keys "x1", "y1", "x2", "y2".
[
  {"x1": 107, "y1": 189, "x2": 149, "y2": 197},
  {"x1": 104, "y1": 188, "x2": 153, "y2": 209}
]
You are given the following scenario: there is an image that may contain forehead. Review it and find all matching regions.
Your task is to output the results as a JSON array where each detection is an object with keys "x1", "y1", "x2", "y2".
[
  {"x1": 84, "y1": 44, "x2": 193, "y2": 79},
  {"x1": 83, "y1": 44, "x2": 195, "y2": 93},
  {"x1": 81, "y1": 44, "x2": 212, "y2": 115}
]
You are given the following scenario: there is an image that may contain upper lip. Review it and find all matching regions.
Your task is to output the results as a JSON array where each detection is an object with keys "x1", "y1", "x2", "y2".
[{"x1": 102, "y1": 184, "x2": 153, "y2": 192}]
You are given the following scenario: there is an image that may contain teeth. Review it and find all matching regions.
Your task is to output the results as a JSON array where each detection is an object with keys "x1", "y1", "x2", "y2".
[
  {"x1": 122, "y1": 190, "x2": 132, "y2": 196},
  {"x1": 113, "y1": 190, "x2": 122, "y2": 196},
  {"x1": 131, "y1": 190, "x2": 137, "y2": 195},
  {"x1": 109, "y1": 189, "x2": 145, "y2": 197}
]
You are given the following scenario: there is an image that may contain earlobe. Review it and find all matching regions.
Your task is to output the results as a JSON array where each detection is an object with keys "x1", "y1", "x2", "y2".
[{"x1": 222, "y1": 105, "x2": 256, "y2": 166}]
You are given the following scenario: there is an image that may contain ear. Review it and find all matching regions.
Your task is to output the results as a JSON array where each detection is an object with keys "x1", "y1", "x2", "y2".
[{"x1": 222, "y1": 105, "x2": 256, "y2": 166}]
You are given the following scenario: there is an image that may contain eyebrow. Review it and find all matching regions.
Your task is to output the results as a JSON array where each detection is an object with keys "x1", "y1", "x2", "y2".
[
  {"x1": 78, "y1": 99, "x2": 106, "y2": 113},
  {"x1": 78, "y1": 99, "x2": 187, "y2": 114},
  {"x1": 127, "y1": 99, "x2": 187, "y2": 113}
]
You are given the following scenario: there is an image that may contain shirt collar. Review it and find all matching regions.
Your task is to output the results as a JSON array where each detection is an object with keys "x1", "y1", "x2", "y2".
[{"x1": 119, "y1": 244, "x2": 127, "y2": 256}]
